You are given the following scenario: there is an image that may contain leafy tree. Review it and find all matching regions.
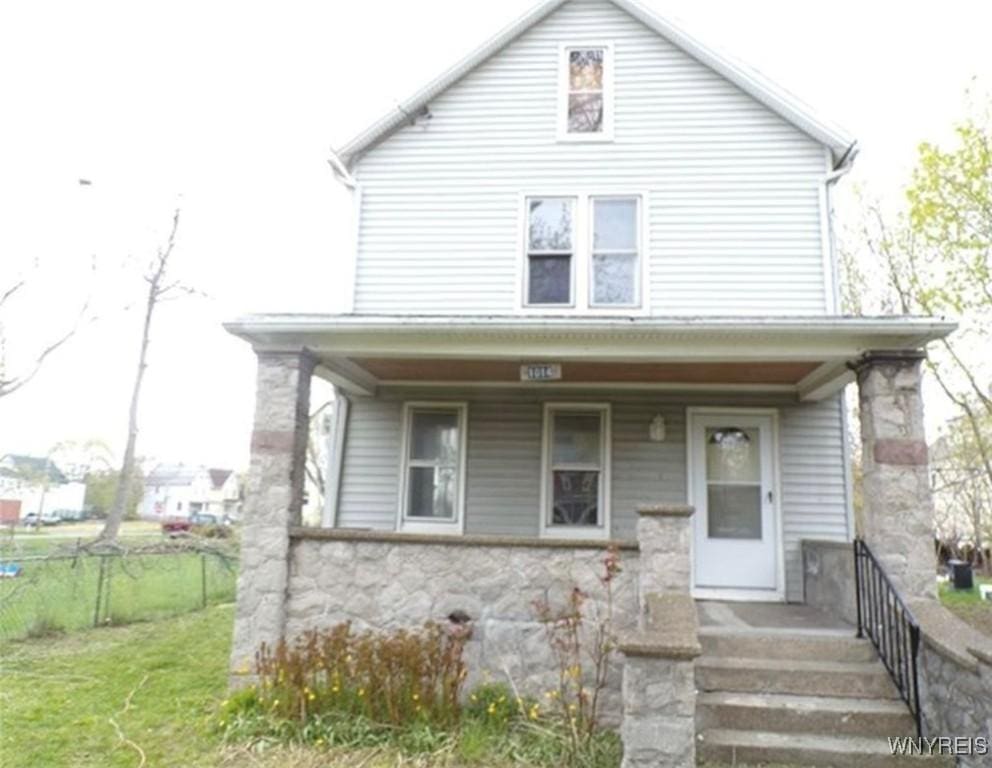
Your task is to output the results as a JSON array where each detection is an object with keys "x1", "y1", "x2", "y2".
[
  {"x1": 841, "y1": 97, "x2": 991, "y2": 516},
  {"x1": 85, "y1": 465, "x2": 144, "y2": 520},
  {"x1": 931, "y1": 407, "x2": 992, "y2": 571}
]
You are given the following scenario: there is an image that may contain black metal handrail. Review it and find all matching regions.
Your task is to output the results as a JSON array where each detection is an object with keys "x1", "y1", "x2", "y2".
[{"x1": 853, "y1": 538, "x2": 922, "y2": 736}]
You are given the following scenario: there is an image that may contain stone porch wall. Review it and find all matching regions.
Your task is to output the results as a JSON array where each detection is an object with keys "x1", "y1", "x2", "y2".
[
  {"x1": 284, "y1": 528, "x2": 640, "y2": 721},
  {"x1": 912, "y1": 600, "x2": 992, "y2": 766}
]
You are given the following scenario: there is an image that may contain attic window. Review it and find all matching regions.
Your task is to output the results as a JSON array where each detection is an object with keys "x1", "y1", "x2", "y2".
[{"x1": 560, "y1": 45, "x2": 612, "y2": 140}]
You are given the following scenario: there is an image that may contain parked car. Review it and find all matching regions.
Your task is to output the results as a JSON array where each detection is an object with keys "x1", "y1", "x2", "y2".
[
  {"x1": 21, "y1": 513, "x2": 39, "y2": 528},
  {"x1": 39, "y1": 511, "x2": 61, "y2": 526},
  {"x1": 56, "y1": 509, "x2": 88, "y2": 522},
  {"x1": 161, "y1": 518, "x2": 192, "y2": 536},
  {"x1": 190, "y1": 512, "x2": 220, "y2": 526}
]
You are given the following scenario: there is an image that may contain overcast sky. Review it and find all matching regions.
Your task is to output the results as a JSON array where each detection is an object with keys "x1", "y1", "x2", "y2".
[{"x1": 1, "y1": 0, "x2": 989, "y2": 471}]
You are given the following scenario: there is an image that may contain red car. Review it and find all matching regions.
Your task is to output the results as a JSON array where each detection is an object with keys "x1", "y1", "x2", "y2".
[{"x1": 161, "y1": 518, "x2": 192, "y2": 536}]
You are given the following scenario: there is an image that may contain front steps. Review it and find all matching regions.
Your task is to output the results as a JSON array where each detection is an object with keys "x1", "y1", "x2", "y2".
[{"x1": 695, "y1": 625, "x2": 950, "y2": 767}]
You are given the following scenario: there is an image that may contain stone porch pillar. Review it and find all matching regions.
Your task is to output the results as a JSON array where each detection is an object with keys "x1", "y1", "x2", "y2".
[
  {"x1": 853, "y1": 350, "x2": 936, "y2": 599},
  {"x1": 635, "y1": 505, "x2": 695, "y2": 619},
  {"x1": 229, "y1": 350, "x2": 314, "y2": 682}
]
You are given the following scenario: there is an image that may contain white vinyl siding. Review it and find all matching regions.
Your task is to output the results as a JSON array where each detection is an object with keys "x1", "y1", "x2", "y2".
[
  {"x1": 335, "y1": 389, "x2": 849, "y2": 600},
  {"x1": 352, "y1": 0, "x2": 831, "y2": 316},
  {"x1": 779, "y1": 395, "x2": 851, "y2": 601}
]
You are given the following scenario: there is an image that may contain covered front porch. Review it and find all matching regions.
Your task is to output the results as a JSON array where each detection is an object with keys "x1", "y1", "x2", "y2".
[
  {"x1": 224, "y1": 312, "x2": 980, "y2": 766},
  {"x1": 225, "y1": 313, "x2": 952, "y2": 606}
]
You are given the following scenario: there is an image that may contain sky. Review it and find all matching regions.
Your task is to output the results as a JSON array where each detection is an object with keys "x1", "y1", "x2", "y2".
[{"x1": 1, "y1": 0, "x2": 989, "y2": 472}]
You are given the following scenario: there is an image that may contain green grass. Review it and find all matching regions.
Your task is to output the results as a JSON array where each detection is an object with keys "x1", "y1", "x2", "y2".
[
  {"x1": 0, "y1": 550, "x2": 237, "y2": 640},
  {"x1": 939, "y1": 575, "x2": 992, "y2": 637},
  {"x1": 1, "y1": 604, "x2": 235, "y2": 767},
  {"x1": 0, "y1": 607, "x2": 621, "y2": 768}
]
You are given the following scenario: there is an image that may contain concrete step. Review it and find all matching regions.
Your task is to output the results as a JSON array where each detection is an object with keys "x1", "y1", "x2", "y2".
[
  {"x1": 698, "y1": 627, "x2": 877, "y2": 663},
  {"x1": 696, "y1": 656, "x2": 900, "y2": 700},
  {"x1": 696, "y1": 691, "x2": 915, "y2": 737},
  {"x1": 698, "y1": 728, "x2": 955, "y2": 767}
]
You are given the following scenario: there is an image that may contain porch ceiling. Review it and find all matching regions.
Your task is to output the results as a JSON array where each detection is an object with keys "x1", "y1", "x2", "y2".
[
  {"x1": 224, "y1": 313, "x2": 957, "y2": 402},
  {"x1": 351, "y1": 358, "x2": 820, "y2": 386}
]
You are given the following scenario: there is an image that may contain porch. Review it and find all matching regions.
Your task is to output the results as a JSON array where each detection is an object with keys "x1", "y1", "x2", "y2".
[
  {"x1": 224, "y1": 312, "x2": 971, "y2": 766},
  {"x1": 225, "y1": 313, "x2": 951, "y2": 606}
]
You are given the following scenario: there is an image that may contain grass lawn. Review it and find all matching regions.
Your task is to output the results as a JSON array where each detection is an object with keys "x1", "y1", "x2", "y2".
[
  {"x1": 0, "y1": 549, "x2": 237, "y2": 640},
  {"x1": 1, "y1": 604, "x2": 234, "y2": 767},
  {"x1": 1, "y1": 520, "x2": 163, "y2": 557},
  {"x1": 0, "y1": 606, "x2": 617, "y2": 768},
  {"x1": 938, "y1": 575, "x2": 992, "y2": 637}
]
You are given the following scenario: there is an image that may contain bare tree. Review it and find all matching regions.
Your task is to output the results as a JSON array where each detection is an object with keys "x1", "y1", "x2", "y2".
[
  {"x1": 98, "y1": 209, "x2": 189, "y2": 543},
  {"x1": 0, "y1": 277, "x2": 89, "y2": 398}
]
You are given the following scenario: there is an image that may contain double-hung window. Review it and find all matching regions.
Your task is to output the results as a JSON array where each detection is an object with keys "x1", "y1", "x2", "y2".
[
  {"x1": 524, "y1": 195, "x2": 641, "y2": 310},
  {"x1": 591, "y1": 196, "x2": 639, "y2": 307},
  {"x1": 541, "y1": 403, "x2": 610, "y2": 539},
  {"x1": 399, "y1": 403, "x2": 467, "y2": 533},
  {"x1": 526, "y1": 197, "x2": 575, "y2": 306}
]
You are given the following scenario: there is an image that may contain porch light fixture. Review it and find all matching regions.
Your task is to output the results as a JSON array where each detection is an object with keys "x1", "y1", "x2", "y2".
[
  {"x1": 649, "y1": 414, "x2": 666, "y2": 442},
  {"x1": 708, "y1": 427, "x2": 751, "y2": 446}
]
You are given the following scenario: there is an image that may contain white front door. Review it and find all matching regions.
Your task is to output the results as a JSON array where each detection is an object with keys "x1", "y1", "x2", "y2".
[{"x1": 690, "y1": 410, "x2": 780, "y2": 596}]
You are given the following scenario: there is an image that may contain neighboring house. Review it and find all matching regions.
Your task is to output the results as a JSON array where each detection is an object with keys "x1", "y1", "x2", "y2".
[
  {"x1": 0, "y1": 454, "x2": 86, "y2": 519},
  {"x1": 224, "y1": 1, "x2": 988, "y2": 764},
  {"x1": 142, "y1": 464, "x2": 241, "y2": 520}
]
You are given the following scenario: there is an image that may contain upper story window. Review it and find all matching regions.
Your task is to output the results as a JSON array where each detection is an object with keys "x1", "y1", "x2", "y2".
[
  {"x1": 559, "y1": 45, "x2": 613, "y2": 140},
  {"x1": 524, "y1": 194, "x2": 641, "y2": 311},
  {"x1": 591, "y1": 197, "x2": 638, "y2": 306},
  {"x1": 526, "y1": 197, "x2": 575, "y2": 306}
]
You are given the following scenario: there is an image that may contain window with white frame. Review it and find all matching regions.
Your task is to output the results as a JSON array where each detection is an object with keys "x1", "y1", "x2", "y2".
[
  {"x1": 399, "y1": 404, "x2": 467, "y2": 531},
  {"x1": 591, "y1": 196, "x2": 639, "y2": 307},
  {"x1": 542, "y1": 404, "x2": 610, "y2": 537},
  {"x1": 561, "y1": 46, "x2": 611, "y2": 137},
  {"x1": 523, "y1": 194, "x2": 640, "y2": 310},
  {"x1": 526, "y1": 197, "x2": 575, "y2": 306}
]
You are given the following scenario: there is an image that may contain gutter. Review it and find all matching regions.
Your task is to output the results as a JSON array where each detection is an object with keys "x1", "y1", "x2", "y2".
[
  {"x1": 826, "y1": 141, "x2": 859, "y2": 183},
  {"x1": 327, "y1": 149, "x2": 357, "y2": 189}
]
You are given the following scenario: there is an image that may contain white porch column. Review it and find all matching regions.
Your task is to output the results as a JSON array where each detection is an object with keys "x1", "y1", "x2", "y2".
[
  {"x1": 229, "y1": 350, "x2": 314, "y2": 682},
  {"x1": 853, "y1": 350, "x2": 937, "y2": 599}
]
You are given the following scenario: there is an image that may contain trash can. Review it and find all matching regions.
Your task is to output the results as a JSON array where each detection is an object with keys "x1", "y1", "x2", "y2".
[{"x1": 947, "y1": 559, "x2": 974, "y2": 590}]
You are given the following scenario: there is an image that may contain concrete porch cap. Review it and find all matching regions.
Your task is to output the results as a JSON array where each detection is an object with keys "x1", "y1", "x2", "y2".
[{"x1": 224, "y1": 313, "x2": 956, "y2": 401}]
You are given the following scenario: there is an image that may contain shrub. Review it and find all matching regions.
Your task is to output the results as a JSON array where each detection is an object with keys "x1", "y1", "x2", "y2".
[
  {"x1": 249, "y1": 620, "x2": 470, "y2": 728},
  {"x1": 532, "y1": 546, "x2": 621, "y2": 753}
]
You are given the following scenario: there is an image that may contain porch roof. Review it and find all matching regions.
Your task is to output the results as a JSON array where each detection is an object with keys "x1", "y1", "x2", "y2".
[{"x1": 224, "y1": 314, "x2": 956, "y2": 402}]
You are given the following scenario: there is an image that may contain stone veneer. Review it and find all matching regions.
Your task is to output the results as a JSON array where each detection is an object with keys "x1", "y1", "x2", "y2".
[
  {"x1": 853, "y1": 351, "x2": 938, "y2": 599},
  {"x1": 635, "y1": 505, "x2": 694, "y2": 604},
  {"x1": 230, "y1": 351, "x2": 314, "y2": 678},
  {"x1": 912, "y1": 599, "x2": 992, "y2": 766},
  {"x1": 618, "y1": 593, "x2": 701, "y2": 768},
  {"x1": 285, "y1": 528, "x2": 640, "y2": 720}
]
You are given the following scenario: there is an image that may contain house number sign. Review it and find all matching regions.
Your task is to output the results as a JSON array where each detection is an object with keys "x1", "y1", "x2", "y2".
[{"x1": 520, "y1": 363, "x2": 562, "y2": 382}]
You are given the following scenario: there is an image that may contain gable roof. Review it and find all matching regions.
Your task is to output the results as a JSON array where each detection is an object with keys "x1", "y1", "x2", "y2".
[
  {"x1": 336, "y1": 0, "x2": 857, "y2": 170},
  {"x1": 146, "y1": 464, "x2": 200, "y2": 487},
  {"x1": 208, "y1": 468, "x2": 233, "y2": 490},
  {"x1": 0, "y1": 454, "x2": 68, "y2": 485}
]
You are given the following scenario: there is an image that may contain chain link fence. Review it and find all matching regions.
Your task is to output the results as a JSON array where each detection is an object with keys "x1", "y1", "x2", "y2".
[{"x1": 0, "y1": 547, "x2": 238, "y2": 641}]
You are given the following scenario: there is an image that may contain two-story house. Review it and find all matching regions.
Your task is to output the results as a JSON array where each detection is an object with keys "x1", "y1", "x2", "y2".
[
  {"x1": 225, "y1": 1, "x2": 984, "y2": 765},
  {"x1": 142, "y1": 464, "x2": 241, "y2": 521}
]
